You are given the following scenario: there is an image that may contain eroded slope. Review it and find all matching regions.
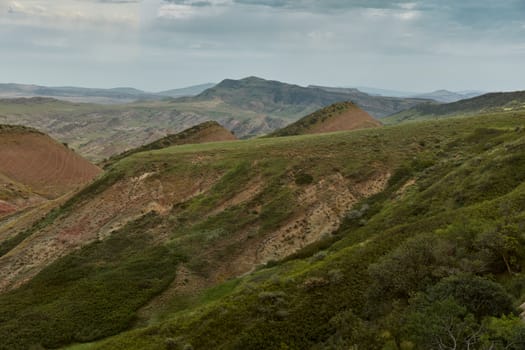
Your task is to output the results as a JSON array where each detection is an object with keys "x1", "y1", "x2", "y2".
[
  {"x1": 269, "y1": 101, "x2": 381, "y2": 137},
  {"x1": 0, "y1": 125, "x2": 101, "y2": 220}
]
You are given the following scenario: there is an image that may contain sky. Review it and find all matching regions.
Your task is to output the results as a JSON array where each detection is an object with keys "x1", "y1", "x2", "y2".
[{"x1": 0, "y1": 0, "x2": 524, "y2": 92}]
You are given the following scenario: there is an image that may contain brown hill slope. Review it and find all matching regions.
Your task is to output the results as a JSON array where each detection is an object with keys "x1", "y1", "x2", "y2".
[
  {"x1": 0, "y1": 125, "x2": 101, "y2": 218},
  {"x1": 269, "y1": 101, "x2": 382, "y2": 137},
  {"x1": 101, "y1": 121, "x2": 236, "y2": 168}
]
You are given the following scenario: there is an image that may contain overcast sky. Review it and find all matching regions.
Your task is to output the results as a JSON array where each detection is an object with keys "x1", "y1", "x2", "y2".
[{"x1": 1, "y1": 0, "x2": 524, "y2": 92}]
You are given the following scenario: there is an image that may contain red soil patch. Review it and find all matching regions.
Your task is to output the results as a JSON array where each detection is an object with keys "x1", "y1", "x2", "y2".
[
  {"x1": 0, "y1": 129, "x2": 101, "y2": 198},
  {"x1": 308, "y1": 103, "x2": 382, "y2": 134},
  {"x1": 0, "y1": 201, "x2": 17, "y2": 216}
]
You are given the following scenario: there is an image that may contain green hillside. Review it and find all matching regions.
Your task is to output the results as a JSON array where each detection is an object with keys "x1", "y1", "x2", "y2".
[
  {"x1": 100, "y1": 121, "x2": 236, "y2": 169},
  {"x1": 94, "y1": 112, "x2": 525, "y2": 350},
  {"x1": 0, "y1": 111, "x2": 524, "y2": 349},
  {"x1": 385, "y1": 91, "x2": 525, "y2": 124}
]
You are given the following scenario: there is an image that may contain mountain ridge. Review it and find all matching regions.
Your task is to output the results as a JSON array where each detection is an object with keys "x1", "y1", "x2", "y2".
[{"x1": 385, "y1": 90, "x2": 525, "y2": 124}]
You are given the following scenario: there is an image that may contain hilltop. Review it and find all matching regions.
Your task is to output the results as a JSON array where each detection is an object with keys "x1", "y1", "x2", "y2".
[
  {"x1": 269, "y1": 101, "x2": 381, "y2": 137},
  {"x1": 0, "y1": 124, "x2": 101, "y2": 240},
  {"x1": 196, "y1": 77, "x2": 428, "y2": 119},
  {"x1": 0, "y1": 77, "x2": 429, "y2": 161},
  {"x1": 101, "y1": 121, "x2": 236, "y2": 168},
  {"x1": 0, "y1": 110, "x2": 524, "y2": 349},
  {"x1": 0, "y1": 124, "x2": 100, "y2": 198},
  {"x1": 385, "y1": 90, "x2": 525, "y2": 124}
]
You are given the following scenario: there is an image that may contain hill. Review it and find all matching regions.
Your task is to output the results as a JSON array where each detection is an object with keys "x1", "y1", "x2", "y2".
[
  {"x1": 195, "y1": 77, "x2": 428, "y2": 119},
  {"x1": 307, "y1": 84, "x2": 429, "y2": 117},
  {"x1": 0, "y1": 124, "x2": 101, "y2": 220},
  {"x1": 269, "y1": 101, "x2": 381, "y2": 137},
  {"x1": 385, "y1": 90, "x2": 525, "y2": 124},
  {"x1": 0, "y1": 110, "x2": 524, "y2": 349},
  {"x1": 101, "y1": 121, "x2": 236, "y2": 168},
  {"x1": 0, "y1": 78, "x2": 429, "y2": 161}
]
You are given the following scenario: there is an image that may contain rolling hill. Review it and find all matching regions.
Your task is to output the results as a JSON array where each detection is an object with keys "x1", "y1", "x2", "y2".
[
  {"x1": 0, "y1": 124, "x2": 101, "y2": 246},
  {"x1": 101, "y1": 121, "x2": 237, "y2": 168},
  {"x1": 196, "y1": 77, "x2": 428, "y2": 119},
  {"x1": 0, "y1": 124, "x2": 100, "y2": 198},
  {"x1": 269, "y1": 101, "x2": 381, "y2": 137},
  {"x1": 0, "y1": 77, "x2": 429, "y2": 161},
  {"x1": 385, "y1": 90, "x2": 525, "y2": 124},
  {"x1": 307, "y1": 84, "x2": 430, "y2": 116},
  {"x1": 0, "y1": 109, "x2": 524, "y2": 349}
]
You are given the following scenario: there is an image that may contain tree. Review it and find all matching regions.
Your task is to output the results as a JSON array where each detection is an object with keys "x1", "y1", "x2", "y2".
[
  {"x1": 476, "y1": 223, "x2": 524, "y2": 275},
  {"x1": 404, "y1": 297, "x2": 484, "y2": 350}
]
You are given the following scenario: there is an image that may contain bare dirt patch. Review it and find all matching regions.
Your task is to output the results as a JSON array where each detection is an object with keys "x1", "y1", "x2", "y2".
[
  {"x1": 0, "y1": 130, "x2": 101, "y2": 198},
  {"x1": 0, "y1": 170, "x2": 222, "y2": 292},
  {"x1": 309, "y1": 107, "x2": 382, "y2": 134}
]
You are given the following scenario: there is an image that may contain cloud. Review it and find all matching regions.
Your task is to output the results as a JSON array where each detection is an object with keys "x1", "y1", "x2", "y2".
[{"x1": 0, "y1": 0, "x2": 524, "y2": 91}]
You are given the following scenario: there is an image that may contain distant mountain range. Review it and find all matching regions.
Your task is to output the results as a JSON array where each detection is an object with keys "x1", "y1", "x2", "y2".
[
  {"x1": 0, "y1": 76, "x2": 506, "y2": 161},
  {"x1": 384, "y1": 90, "x2": 525, "y2": 124},
  {"x1": 0, "y1": 83, "x2": 215, "y2": 104},
  {"x1": 157, "y1": 83, "x2": 216, "y2": 98},
  {"x1": 412, "y1": 90, "x2": 486, "y2": 103},
  {"x1": 196, "y1": 77, "x2": 429, "y2": 119},
  {"x1": 0, "y1": 78, "x2": 484, "y2": 107},
  {"x1": 338, "y1": 86, "x2": 486, "y2": 103}
]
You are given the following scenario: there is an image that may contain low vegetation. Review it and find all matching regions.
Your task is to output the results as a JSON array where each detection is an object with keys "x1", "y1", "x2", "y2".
[
  {"x1": 1, "y1": 110, "x2": 525, "y2": 349},
  {"x1": 100, "y1": 121, "x2": 236, "y2": 168}
]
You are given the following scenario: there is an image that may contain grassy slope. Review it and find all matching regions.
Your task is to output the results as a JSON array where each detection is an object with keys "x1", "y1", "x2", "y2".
[
  {"x1": 100, "y1": 121, "x2": 236, "y2": 168},
  {"x1": 0, "y1": 125, "x2": 410, "y2": 350},
  {"x1": 91, "y1": 112, "x2": 525, "y2": 349},
  {"x1": 1, "y1": 112, "x2": 525, "y2": 349}
]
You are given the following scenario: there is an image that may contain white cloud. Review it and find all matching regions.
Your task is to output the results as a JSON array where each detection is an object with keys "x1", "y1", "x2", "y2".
[
  {"x1": 396, "y1": 10, "x2": 419, "y2": 21},
  {"x1": 0, "y1": 0, "x2": 524, "y2": 91},
  {"x1": 2, "y1": 0, "x2": 140, "y2": 26},
  {"x1": 158, "y1": 4, "x2": 196, "y2": 18},
  {"x1": 399, "y1": 2, "x2": 417, "y2": 10}
]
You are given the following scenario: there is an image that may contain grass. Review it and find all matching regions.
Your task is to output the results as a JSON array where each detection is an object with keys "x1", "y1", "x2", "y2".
[
  {"x1": 0, "y1": 213, "x2": 185, "y2": 350},
  {"x1": 88, "y1": 111, "x2": 525, "y2": 349},
  {"x1": 2, "y1": 110, "x2": 525, "y2": 349}
]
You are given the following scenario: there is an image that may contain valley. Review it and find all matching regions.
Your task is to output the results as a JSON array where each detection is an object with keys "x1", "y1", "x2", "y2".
[
  {"x1": 3, "y1": 1, "x2": 525, "y2": 348},
  {"x1": 0, "y1": 77, "x2": 429, "y2": 162}
]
